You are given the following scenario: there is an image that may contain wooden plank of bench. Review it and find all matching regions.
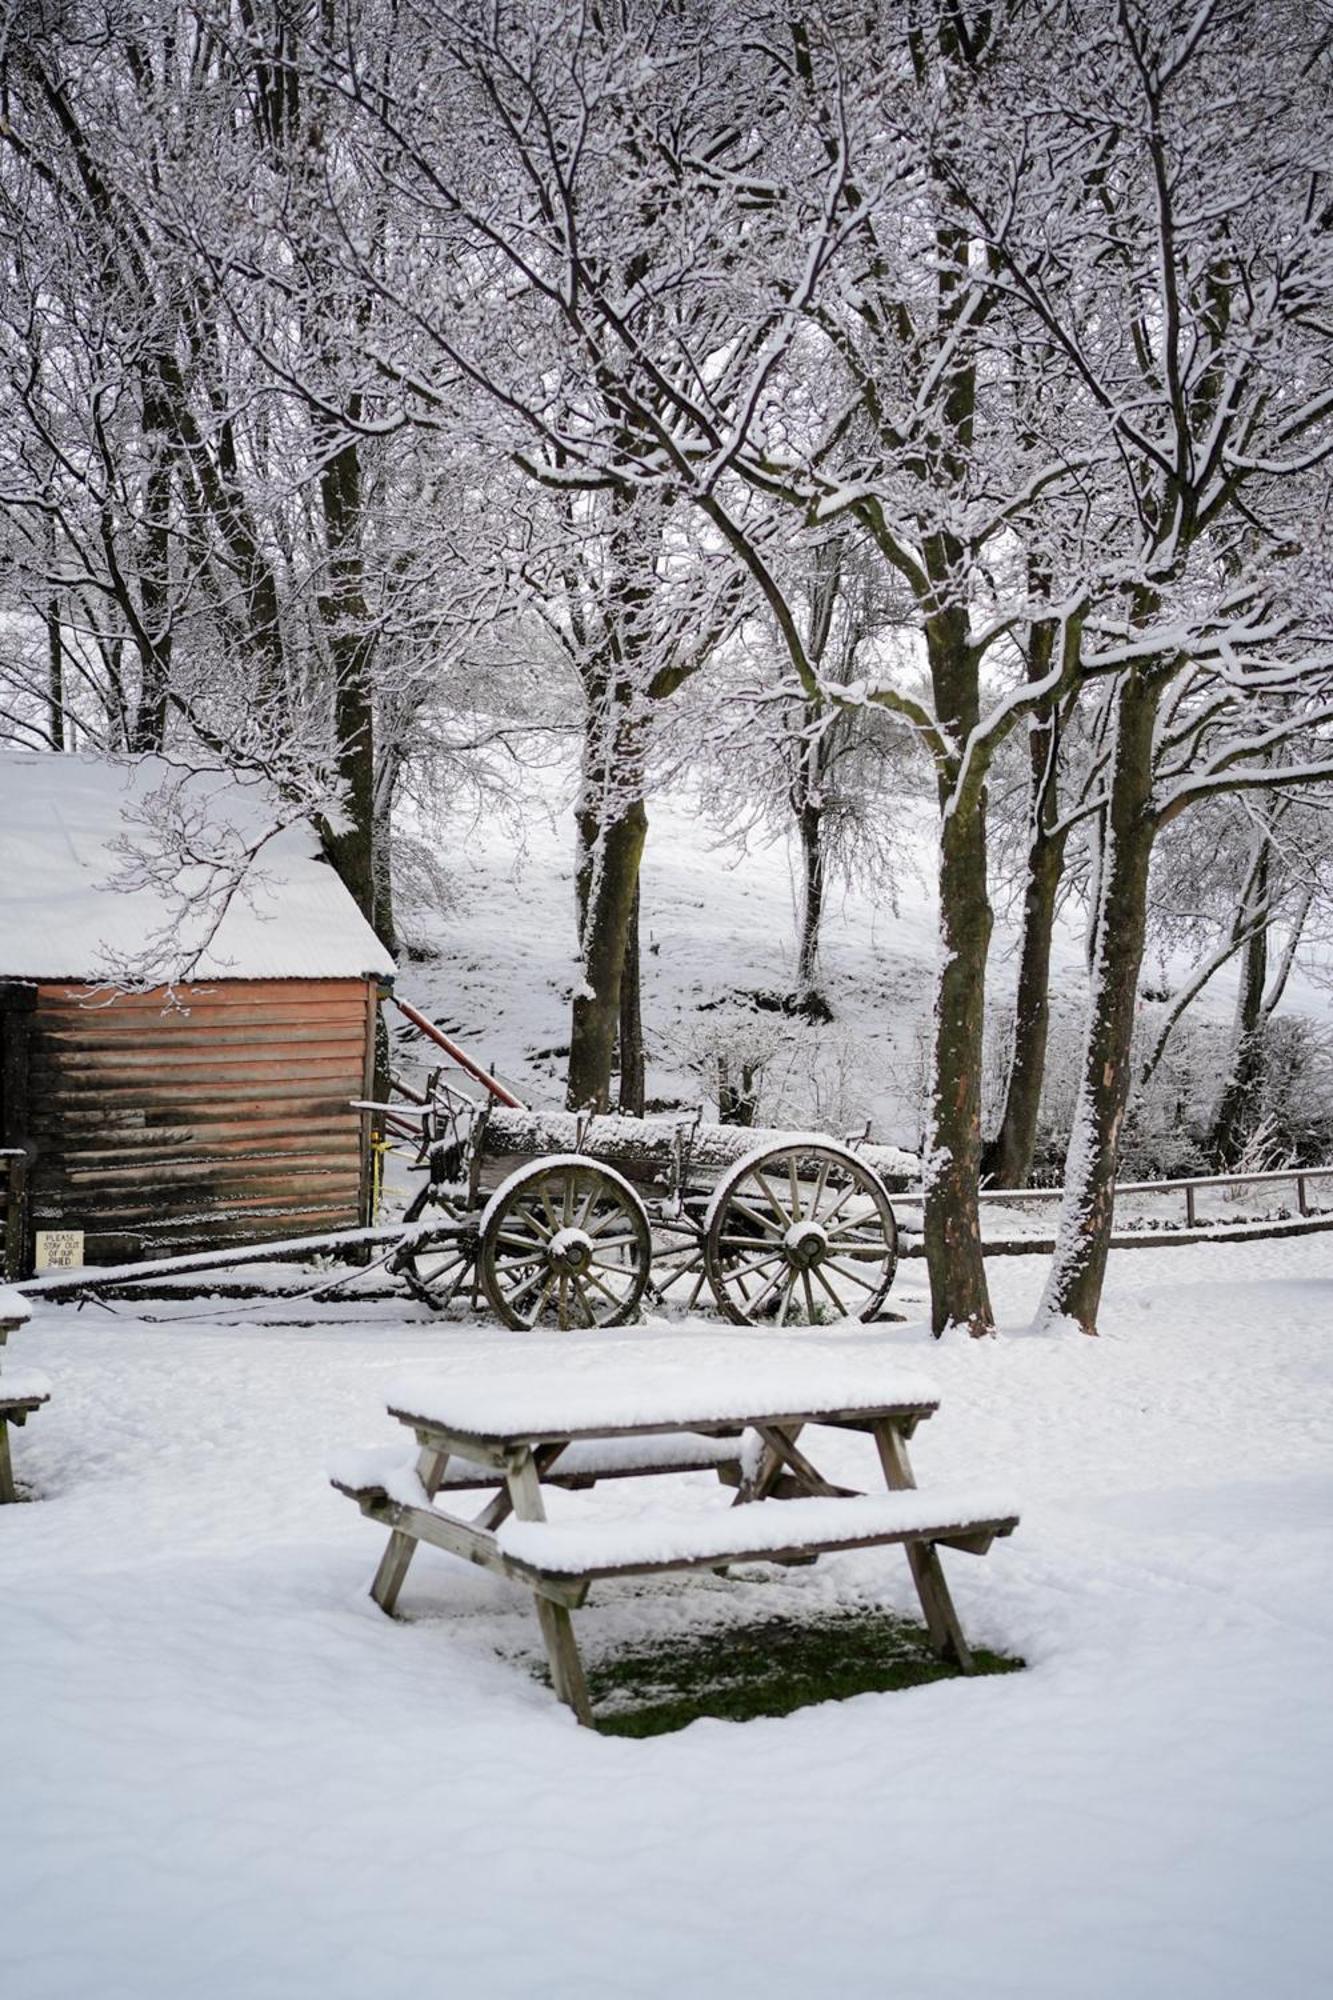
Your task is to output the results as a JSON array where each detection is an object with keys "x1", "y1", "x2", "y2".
[
  {"x1": 495, "y1": 1491, "x2": 1019, "y2": 1582},
  {"x1": 0, "y1": 1395, "x2": 48, "y2": 1417},
  {"x1": 341, "y1": 1486, "x2": 587, "y2": 1610}
]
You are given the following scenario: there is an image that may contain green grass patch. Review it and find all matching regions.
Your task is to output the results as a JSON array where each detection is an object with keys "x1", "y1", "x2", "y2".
[{"x1": 547, "y1": 1607, "x2": 1023, "y2": 1738}]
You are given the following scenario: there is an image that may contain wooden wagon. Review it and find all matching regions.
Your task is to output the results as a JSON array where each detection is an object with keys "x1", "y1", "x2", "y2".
[{"x1": 390, "y1": 1094, "x2": 910, "y2": 1330}]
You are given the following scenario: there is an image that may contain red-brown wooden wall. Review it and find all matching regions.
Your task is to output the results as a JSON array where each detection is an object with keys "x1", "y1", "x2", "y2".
[{"x1": 23, "y1": 978, "x2": 379, "y2": 1263}]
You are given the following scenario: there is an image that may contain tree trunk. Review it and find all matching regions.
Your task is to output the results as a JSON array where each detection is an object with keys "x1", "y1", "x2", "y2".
[
  {"x1": 315, "y1": 414, "x2": 384, "y2": 946},
  {"x1": 569, "y1": 790, "x2": 648, "y2": 1112},
  {"x1": 617, "y1": 879, "x2": 645, "y2": 1115},
  {"x1": 717, "y1": 1054, "x2": 759, "y2": 1125},
  {"x1": 796, "y1": 795, "x2": 825, "y2": 998},
  {"x1": 371, "y1": 750, "x2": 399, "y2": 960},
  {"x1": 923, "y1": 777, "x2": 996, "y2": 1335},
  {"x1": 1210, "y1": 844, "x2": 1270, "y2": 1166},
  {"x1": 982, "y1": 823, "x2": 1066, "y2": 1188},
  {"x1": 46, "y1": 598, "x2": 65, "y2": 752},
  {"x1": 983, "y1": 620, "x2": 1063, "y2": 1189},
  {"x1": 1039, "y1": 667, "x2": 1162, "y2": 1334}
]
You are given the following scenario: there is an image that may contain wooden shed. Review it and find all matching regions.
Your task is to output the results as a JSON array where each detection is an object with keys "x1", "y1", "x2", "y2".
[{"x1": 0, "y1": 753, "x2": 395, "y2": 1274}]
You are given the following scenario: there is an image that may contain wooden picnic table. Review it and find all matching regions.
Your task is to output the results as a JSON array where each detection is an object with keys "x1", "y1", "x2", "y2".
[{"x1": 332, "y1": 1334, "x2": 1019, "y2": 1725}]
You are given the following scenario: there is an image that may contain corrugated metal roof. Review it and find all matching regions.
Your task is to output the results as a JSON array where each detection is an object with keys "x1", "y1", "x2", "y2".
[{"x1": 0, "y1": 752, "x2": 396, "y2": 982}]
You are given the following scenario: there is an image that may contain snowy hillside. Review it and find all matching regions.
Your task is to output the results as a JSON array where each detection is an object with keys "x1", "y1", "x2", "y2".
[{"x1": 390, "y1": 764, "x2": 1332, "y2": 1158}]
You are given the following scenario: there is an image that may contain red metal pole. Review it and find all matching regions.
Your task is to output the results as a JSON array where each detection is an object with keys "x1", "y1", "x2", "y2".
[{"x1": 391, "y1": 996, "x2": 525, "y2": 1109}]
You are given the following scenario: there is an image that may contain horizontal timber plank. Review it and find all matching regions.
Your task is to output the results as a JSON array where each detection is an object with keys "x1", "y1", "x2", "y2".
[
  {"x1": 76, "y1": 1205, "x2": 361, "y2": 1248},
  {"x1": 389, "y1": 1402, "x2": 938, "y2": 1450},
  {"x1": 30, "y1": 1065, "x2": 364, "y2": 1100},
  {"x1": 36, "y1": 1093, "x2": 364, "y2": 1127},
  {"x1": 33, "y1": 1038, "x2": 365, "y2": 1073},
  {"x1": 34, "y1": 1179, "x2": 360, "y2": 1225},
  {"x1": 51, "y1": 1150, "x2": 361, "y2": 1191},
  {"x1": 37, "y1": 979, "x2": 375, "y2": 1009},
  {"x1": 41, "y1": 1131, "x2": 362, "y2": 1171},
  {"x1": 115, "y1": 1199, "x2": 359, "y2": 1231},
  {"x1": 35, "y1": 1022, "x2": 369, "y2": 1054}
]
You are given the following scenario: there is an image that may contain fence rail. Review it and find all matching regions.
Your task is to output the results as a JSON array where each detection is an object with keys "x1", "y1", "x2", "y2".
[{"x1": 891, "y1": 1162, "x2": 1333, "y2": 1249}]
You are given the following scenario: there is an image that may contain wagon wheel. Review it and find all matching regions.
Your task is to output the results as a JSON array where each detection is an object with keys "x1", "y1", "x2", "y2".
[
  {"x1": 704, "y1": 1142, "x2": 898, "y2": 1326},
  {"x1": 392, "y1": 1183, "x2": 477, "y2": 1311},
  {"x1": 478, "y1": 1160, "x2": 652, "y2": 1330}
]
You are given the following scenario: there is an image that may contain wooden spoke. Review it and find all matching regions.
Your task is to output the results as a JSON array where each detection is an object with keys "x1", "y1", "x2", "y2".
[
  {"x1": 537, "y1": 1178, "x2": 560, "y2": 1233},
  {"x1": 724, "y1": 1195, "x2": 786, "y2": 1239},
  {"x1": 826, "y1": 1257, "x2": 880, "y2": 1294},
  {"x1": 724, "y1": 1251, "x2": 785, "y2": 1284},
  {"x1": 751, "y1": 1168, "x2": 793, "y2": 1228},
  {"x1": 394, "y1": 1229, "x2": 475, "y2": 1312},
  {"x1": 813, "y1": 1264, "x2": 851, "y2": 1318},
  {"x1": 507, "y1": 1262, "x2": 554, "y2": 1310}
]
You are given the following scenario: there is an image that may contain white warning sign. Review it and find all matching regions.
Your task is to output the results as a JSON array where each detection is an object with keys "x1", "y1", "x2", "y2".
[{"x1": 35, "y1": 1229, "x2": 85, "y2": 1271}]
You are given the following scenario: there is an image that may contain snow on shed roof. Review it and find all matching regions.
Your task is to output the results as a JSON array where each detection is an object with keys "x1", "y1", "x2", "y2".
[{"x1": 0, "y1": 752, "x2": 395, "y2": 983}]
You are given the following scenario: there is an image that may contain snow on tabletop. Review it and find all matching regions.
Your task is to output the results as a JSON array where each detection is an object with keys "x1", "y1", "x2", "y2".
[
  {"x1": 0, "y1": 751, "x2": 394, "y2": 982},
  {"x1": 497, "y1": 1486, "x2": 1020, "y2": 1572},
  {"x1": 385, "y1": 1326, "x2": 940, "y2": 1436},
  {"x1": 0, "y1": 1285, "x2": 31, "y2": 1326},
  {"x1": 0, "y1": 1366, "x2": 52, "y2": 1404}
]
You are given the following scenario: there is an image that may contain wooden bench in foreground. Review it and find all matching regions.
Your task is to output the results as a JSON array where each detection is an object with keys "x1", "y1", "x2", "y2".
[
  {"x1": 331, "y1": 1336, "x2": 1019, "y2": 1725},
  {"x1": 0, "y1": 1287, "x2": 47, "y2": 1503}
]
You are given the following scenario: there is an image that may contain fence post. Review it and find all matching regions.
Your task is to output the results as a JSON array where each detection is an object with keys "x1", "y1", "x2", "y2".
[
  {"x1": 1185, "y1": 1183, "x2": 1197, "y2": 1229},
  {"x1": 1297, "y1": 1175, "x2": 1309, "y2": 1218},
  {"x1": 3, "y1": 1157, "x2": 28, "y2": 1282},
  {"x1": 0, "y1": 984, "x2": 36, "y2": 1280}
]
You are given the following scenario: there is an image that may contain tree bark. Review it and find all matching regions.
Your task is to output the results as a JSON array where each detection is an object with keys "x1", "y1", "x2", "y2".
[
  {"x1": 795, "y1": 793, "x2": 826, "y2": 999},
  {"x1": 315, "y1": 411, "x2": 384, "y2": 945},
  {"x1": 983, "y1": 622, "x2": 1064, "y2": 1189},
  {"x1": 1210, "y1": 842, "x2": 1270, "y2": 1166},
  {"x1": 569, "y1": 788, "x2": 648, "y2": 1112},
  {"x1": 46, "y1": 598, "x2": 64, "y2": 752},
  {"x1": 920, "y1": 579, "x2": 995, "y2": 1336},
  {"x1": 982, "y1": 825, "x2": 1065, "y2": 1188},
  {"x1": 1039, "y1": 666, "x2": 1162, "y2": 1334},
  {"x1": 923, "y1": 774, "x2": 995, "y2": 1335},
  {"x1": 617, "y1": 878, "x2": 645, "y2": 1115}
]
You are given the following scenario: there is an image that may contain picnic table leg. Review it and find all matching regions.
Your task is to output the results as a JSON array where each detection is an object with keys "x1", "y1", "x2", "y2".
[
  {"x1": 737, "y1": 1420, "x2": 812, "y2": 1505},
  {"x1": 0, "y1": 1417, "x2": 14, "y2": 1504},
  {"x1": 370, "y1": 1442, "x2": 450, "y2": 1615},
  {"x1": 872, "y1": 1419, "x2": 974, "y2": 1673},
  {"x1": 506, "y1": 1449, "x2": 593, "y2": 1726}
]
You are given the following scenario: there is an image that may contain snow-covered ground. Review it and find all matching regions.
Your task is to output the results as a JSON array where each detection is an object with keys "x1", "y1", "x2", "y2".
[{"x1": 5, "y1": 1235, "x2": 1332, "y2": 1999}]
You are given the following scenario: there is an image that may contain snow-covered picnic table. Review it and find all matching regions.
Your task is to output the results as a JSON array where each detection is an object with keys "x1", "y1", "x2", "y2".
[
  {"x1": 0, "y1": 1284, "x2": 48, "y2": 1502},
  {"x1": 331, "y1": 1331, "x2": 1020, "y2": 1724}
]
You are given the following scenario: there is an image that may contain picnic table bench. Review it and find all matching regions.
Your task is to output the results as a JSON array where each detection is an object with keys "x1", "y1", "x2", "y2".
[
  {"x1": 332, "y1": 1335, "x2": 1019, "y2": 1724},
  {"x1": 0, "y1": 1285, "x2": 48, "y2": 1503}
]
